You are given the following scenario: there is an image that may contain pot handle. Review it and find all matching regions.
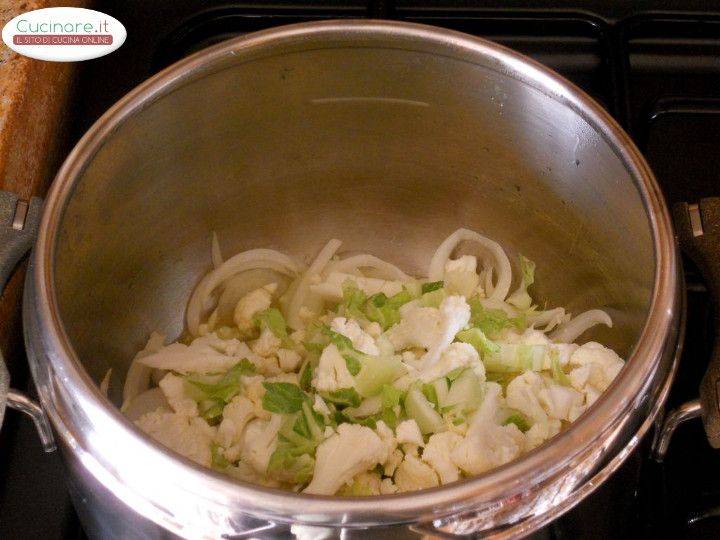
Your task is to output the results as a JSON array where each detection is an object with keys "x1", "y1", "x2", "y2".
[
  {"x1": 653, "y1": 197, "x2": 720, "y2": 460},
  {"x1": 0, "y1": 190, "x2": 55, "y2": 452}
]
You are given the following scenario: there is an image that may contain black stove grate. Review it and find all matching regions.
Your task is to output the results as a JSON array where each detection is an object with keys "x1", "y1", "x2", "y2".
[{"x1": 2, "y1": 3, "x2": 719, "y2": 539}]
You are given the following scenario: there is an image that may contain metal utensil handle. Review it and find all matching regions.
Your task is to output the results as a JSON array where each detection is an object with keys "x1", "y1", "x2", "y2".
[
  {"x1": 672, "y1": 198, "x2": 720, "y2": 447},
  {"x1": 0, "y1": 190, "x2": 55, "y2": 452}
]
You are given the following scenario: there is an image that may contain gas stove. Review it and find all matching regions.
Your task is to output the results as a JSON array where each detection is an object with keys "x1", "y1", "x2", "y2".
[{"x1": 1, "y1": 2, "x2": 719, "y2": 538}]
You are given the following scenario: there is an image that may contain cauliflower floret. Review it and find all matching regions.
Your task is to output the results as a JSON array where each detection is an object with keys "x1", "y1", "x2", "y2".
[
  {"x1": 538, "y1": 383, "x2": 585, "y2": 422},
  {"x1": 242, "y1": 375, "x2": 271, "y2": 419},
  {"x1": 303, "y1": 424, "x2": 386, "y2": 495},
  {"x1": 419, "y1": 342, "x2": 481, "y2": 382},
  {"x1": 330, "y1": 317, "x2": 379, "y2": 355},
  {"x1": 339, "y1": 471, "x2": 382, "y2": 496},
  {"x1": 226, "y1": 460, "x2": 281, "y2": 488},
  {"x1": 241, "y1": 415, "x2": 282, "y2": 474},
  {"x1": 395, "y1": 419, "x2": 424, "y2": 447},
  {"x1": 525, "y1": 419, "x2": 562, "y2": 450},
  {"x1": 233, "y1": 283, "x2": 276, "y2": 332},
  {"x1": 569, "y1": 342, "x2": 624, "y2": 393},
  {"x1": 251, "y1": 327, "x2": 281, "y2": 357},
  {"x1": 384, "y1": 449, "x2": 404, "y2": 477},
  {"x1": 313, "y1": 394, "x2": 332, "y2": 417},
  {"x1": 216, "y1": 396, "x2": 255, "y2": 461},
  {"x1": 364, "y1": 321, "x2": 383, "y2": 339},
  {"x1": 422, "y1": 431, "x2": 464, "y2": 484},
  {"x1": 506, "y1": 371, "x2": 548, "y2": 424},
  {"x1": 394, "y1": 454, "x2": 439, "y2": 492},
  {"x1": 312, "y1": 344, "x2": 355, "y2": 392},
  {"x1": 158, "y1": 373, "x2": 198, "y2": 416},
  {"x1": 451, "y1": 423, "x2": 524, "y2": 475},
  {"x1": 380, "y1": 478, "x2": 399, "y2": 494},
  {"x1": 444, "y1": 255, "x2": 480, "y2": 298},
  {"x1": 507, "y1": 370, "x2": 585, "y2": 425},
  {"x1": 277, "y1": 348, "x2": 302, "y2": 372},
  {"x1": 419, "y1": 296, "x2": 471, "y2": 369},
  {"x1": 136, "y1": 409, "x2": 215, "y2": 467},
  {"x1": 387, "y1": 307, "x2": 443, "y2": 350}
]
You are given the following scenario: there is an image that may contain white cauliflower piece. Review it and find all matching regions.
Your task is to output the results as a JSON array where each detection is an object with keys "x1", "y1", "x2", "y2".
[
  {"x1": 569, "y1": 342, "x2": 624, "y2": 393},
  {"x1": 525, "y1": 419, "x2": 562, "y2": 450},
  {"x1": 251, "y1": 327, "x2": 281, "y2": 357},
  {"x1": 303, "y1": 424, "x2": 386, "y2": 495},
  {"x1": 330, "y1": 317, "x2": 379, "y2": 355},
  {"x1": 312, "y1": 344, "x2": 355, "y2": 392},
  {"x1": 255, "y1": 355, "x2": 281, "y2": 376},
  {"x1": 451, "y1": 423, "x2": 525, "y2": 475},
  {"x1": 538, "y1": 383, "x2": 585, "y2": 422},
  {"x1": 216, "y1": 396, "x2": 255, "y2": 461},
  {"x1": 395, "y1": 419, "x2": 425, "y2": 447},
  {"x1": 394, "y1": 454, "x2": 439, "y2": 492},
  {"x1": 277, "y1": 348, "x2": 302, "y2": 372},
  {"x1": 450, "y1": 382, "x2": 524, "y2": 475},
  {"x1": 384, "y1": 449, "x2": 404, "y2": 477},
  {"x1": 422, "y1": 431, "x2": 464, "y2": 484},
  {"x1": 419, "y1": 296, "x2": 471, "y2": 369},
  {"x1": 506, "y1": 371, "x2": 549, "y2": 424},
  {"x1": 380, "y1": 478, "x2": 399, "y2": 494},
  {"x1": 233, "y1": 283, "x2": 276, "y2": 331},
  {"x1": 243, "y1": 375, "x2": 271, "y2": 419},
  {"x1": 387, "y1": 306, "x2": 443, "y2": 350},
  {"x1": 136, "y1": 409, "x2": 215, "y2": 467},
  {"x1": 444, "y1": 255, "x2": 480, "y2": 298},
  {"x1": 241, "y1": 415, "x2": 282, "y2": 474},
  {"x1": 419, "y1": 342, "x2": 481, "y2": 382},
  {"x1": 158, "y1": 373, "x2": 197, "y2": 417},
  {"x1": 313, "y1": 394, "x2": 332, "y2": 417},
  {"x1": 364, "y1": 322, "x2": 383, "y2": 339}
]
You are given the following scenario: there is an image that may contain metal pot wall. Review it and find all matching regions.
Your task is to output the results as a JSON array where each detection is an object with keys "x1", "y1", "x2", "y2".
[{"x1": 7, "y1": 20, "x2": 683, "y2": 538}]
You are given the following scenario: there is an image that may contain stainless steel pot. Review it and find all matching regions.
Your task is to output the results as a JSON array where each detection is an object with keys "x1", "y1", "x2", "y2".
[{"x1": 15, "y1": 20, "x2": 682, "y2": 538}]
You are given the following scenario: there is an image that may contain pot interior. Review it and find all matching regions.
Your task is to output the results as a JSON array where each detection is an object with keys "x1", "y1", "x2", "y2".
[{"x1": 51, "y1": 30, "x2": 654, "y2": 403}]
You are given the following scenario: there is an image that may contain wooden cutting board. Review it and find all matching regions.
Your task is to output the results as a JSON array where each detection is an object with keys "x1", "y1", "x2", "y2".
[{"x1": 0, "y1": 0, "x2": 80, "y2": 374}]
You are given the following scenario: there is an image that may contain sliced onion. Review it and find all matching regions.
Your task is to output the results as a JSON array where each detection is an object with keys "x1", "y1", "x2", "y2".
[
  {"x1": 324, "y1": 254, "x2": 411, "y2": 281},
  {"x1": 286, "y1": 239, "x2": 342, "y2": 330},
  {"x1": 428, "y1": 228, "x2": 512, "y2": 301},
  {"x1": 550, "y1": 309, "x2": 613, "y2": 344},
  {"x1": 121, "y1": 332, "x2": 165, "y2": 411},
  {"x1": 186, "y1": 249, "x2": 302, "y2": 335},
  {"x1": 211, "y1": 231, "x2": 223, "y2": 269},
  {"x1": 123, "y1": 388, "x2": 170, "y2": 422},
  {"x1": 100, "y1": 368, "x2": 112, "y2": 397},
  {"x1": 527, "y1": 307, "x2": 569, "y2": 332}
]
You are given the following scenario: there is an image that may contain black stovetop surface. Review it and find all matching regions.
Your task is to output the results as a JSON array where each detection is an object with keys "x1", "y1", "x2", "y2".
[{"x1": 2, "y1": 1, "x2": 720, "y2": 538}]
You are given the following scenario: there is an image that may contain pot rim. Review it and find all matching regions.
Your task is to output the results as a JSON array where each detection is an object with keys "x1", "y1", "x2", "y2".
[{"x1": 32, "y1": 19, "x2": 678, "y2": 525}]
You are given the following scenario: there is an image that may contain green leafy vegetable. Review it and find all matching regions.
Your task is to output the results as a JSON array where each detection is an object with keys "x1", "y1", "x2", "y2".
[
  {"x1": 422, "y1": 382, "x2": 440, "y2": 409},
  {"x1": 210, "y1": 442, "x2": 230, "y2": 469},
  {"x1": 419, "y1": 288, "x2": 447, "y2": 308},
  {"x1": 467, "y1": 297, "x2": 526, "y2": 338},
  {"x1": 381, "y1": 384, "x2": 403, "y2": 410},
  {"x1": 421, "y1": 281, "x2": 444, "y2": 294},
  {"x1": 456, "y1": 327, "x2": 500, "y2": 356},
  {"x1": 344, "y1": 355, "x2": 361, "y2": 376},
  {"x1": 341, "y1": 280, "x2": 367, "y2": 320},
  {"x1": 186, "y1": 359, "x2": 256, "y2": 422},
  {"x1": 322, "y1": 387, "x2": 362, "y2": 408},
  {"x1": 253, "y1": 308, "x2": 294, "y2": 347},
  {"x1": 503, "y1": 412, "x2": 531, "y2": 432},
  {"x1": 299, "y1": 360, "x2": 313, "y2": 391},
  {"x1": 262, "y1": 382, "x2": 309, "y2": 413},
  {"x1": 550, "y1": 350, "x2": 572, "y2": 387}
]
